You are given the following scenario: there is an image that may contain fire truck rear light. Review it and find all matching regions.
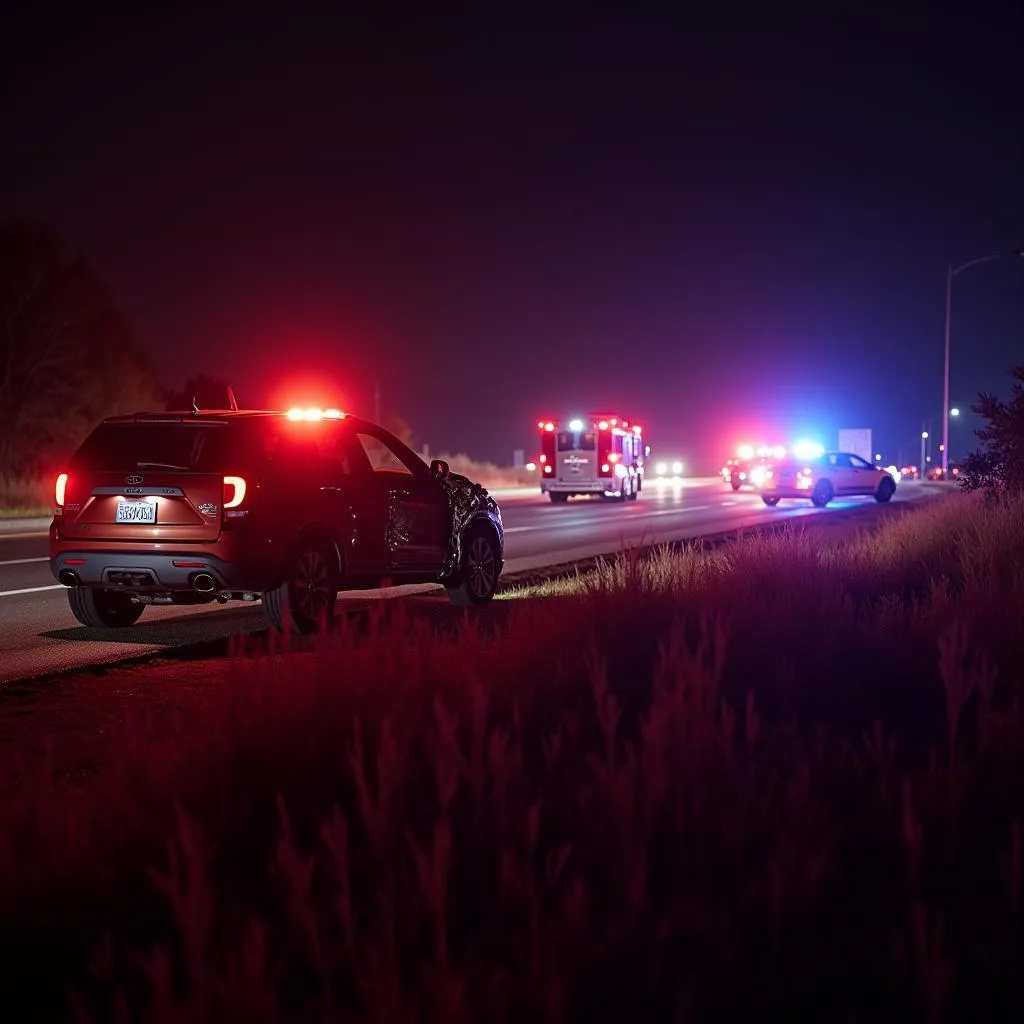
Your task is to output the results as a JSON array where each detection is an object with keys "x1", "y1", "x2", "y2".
[
  {"x1": 539, "y1": 454, "x2": 547, "y2": 463},
  {"x1": 223, "y1": 476, "x2": 247, "y2": 508},
  {"x1": 544, "y1": 465, "x2": 552, "y2": 474},
  {"x1": 545, "y1": 422, "x2": 555, "y2": 432},
  {"x1": 601, "y1": 463, "x2": 610, "y2": 473},
  {"x1": 598, "y1": 420, "x2": 608, "y2": 430},
  {"x1": 607, "y1": 453, "x2": 619, "y2": 462}
]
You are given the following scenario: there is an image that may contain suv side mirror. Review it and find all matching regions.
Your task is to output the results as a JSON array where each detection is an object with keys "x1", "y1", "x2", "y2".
[{"x1": 430, "y1": 458, "x2": 450, "y2": 480}]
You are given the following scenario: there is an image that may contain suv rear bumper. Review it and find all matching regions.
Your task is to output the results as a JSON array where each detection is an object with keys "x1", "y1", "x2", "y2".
[{"x1": 49, "y1": 549, "x2": 276, "y2": 594}]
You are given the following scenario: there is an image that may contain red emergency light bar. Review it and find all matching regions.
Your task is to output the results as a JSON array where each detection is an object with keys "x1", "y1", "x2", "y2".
[{"x1": 539, "y1": 416, "x2": 643, "y2": 434}]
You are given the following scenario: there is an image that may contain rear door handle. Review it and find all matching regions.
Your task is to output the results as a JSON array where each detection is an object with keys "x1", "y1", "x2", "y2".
[{"x1": 320, "y1": 485, "x2": 342, "y2": 493}]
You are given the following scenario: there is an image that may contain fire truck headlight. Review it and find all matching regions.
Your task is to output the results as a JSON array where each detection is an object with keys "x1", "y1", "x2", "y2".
[
  {"x1": 672, "y1": 461, "x2": 683, "y2": 475},
  {"x1": 655, "y1": 462, "x2": 667, "y2": 476},
  {"x1": 614, "y1": 463, "x2": 628, "y2": 478}
]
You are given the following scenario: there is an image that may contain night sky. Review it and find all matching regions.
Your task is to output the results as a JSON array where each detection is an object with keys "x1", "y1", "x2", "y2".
[{"x1": 3, "y1": 10, "x2": 1022, "y2": 471}]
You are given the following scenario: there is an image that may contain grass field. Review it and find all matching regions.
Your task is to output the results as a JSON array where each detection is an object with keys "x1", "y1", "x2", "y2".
[
  {"x1": 2, "y1": 491, "x2": 1024, "y2": 1021},
  {"x1": 0, "y1": 472, "x2": 52, "y2": 518}
]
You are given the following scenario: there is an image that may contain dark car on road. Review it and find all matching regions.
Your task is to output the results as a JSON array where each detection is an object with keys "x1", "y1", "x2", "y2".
[{"x1": 49, "y1": 407, "x2": 505, "y2": 633}]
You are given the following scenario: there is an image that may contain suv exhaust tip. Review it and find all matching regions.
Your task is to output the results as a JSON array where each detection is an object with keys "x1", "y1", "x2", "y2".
[
  {"x1": 190, "y1": 572, "x2": 216, "y2": 593},
  {"x1": 58, "y1": 568, "x2": 81, "y2": 587}
]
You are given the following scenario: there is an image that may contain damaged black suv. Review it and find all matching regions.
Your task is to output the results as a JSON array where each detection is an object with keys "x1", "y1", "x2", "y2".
[{"x1": 50, "y1": 407, "x2": 505, "y2": 633}]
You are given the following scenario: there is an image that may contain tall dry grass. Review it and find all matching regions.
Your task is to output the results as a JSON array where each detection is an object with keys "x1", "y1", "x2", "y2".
[
  {"x1": 2, "y1": 492, "x2": 1024, "y2": 1020},
  {"x1": 0, "y1": 471, "x2": 53, "y2": 517}
]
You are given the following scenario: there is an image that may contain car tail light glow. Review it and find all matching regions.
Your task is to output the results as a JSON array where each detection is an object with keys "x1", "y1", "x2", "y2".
[
  {"x1": 55, "y1": 472, "x2": 68, "y2": 508},
  {"x1": 223, "y1": 476, "x2": 247, "y2": 509}
]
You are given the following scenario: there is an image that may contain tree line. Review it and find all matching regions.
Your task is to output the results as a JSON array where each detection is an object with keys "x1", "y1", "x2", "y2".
[{"x1": 0, "y1": 219, "x2": 162, "y2": 477}]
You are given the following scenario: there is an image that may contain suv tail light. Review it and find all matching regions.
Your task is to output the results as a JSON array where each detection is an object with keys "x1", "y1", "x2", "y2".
[
  {"x1": 223, "y1": 476, "x2": 247, "y2": 509},
  {"x1": 55, "y1": 472, "x2": 68, "y2": 513}
]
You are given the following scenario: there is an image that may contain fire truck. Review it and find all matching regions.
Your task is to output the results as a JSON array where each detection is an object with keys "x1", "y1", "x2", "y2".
[{"x1": 536, "y1": 415, "x2": 648, "y2": 502}]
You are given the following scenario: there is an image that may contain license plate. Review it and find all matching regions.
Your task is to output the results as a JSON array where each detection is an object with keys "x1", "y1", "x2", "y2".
[{"x1": 116, "y1": 500, "x2": 156, "y2": 524}]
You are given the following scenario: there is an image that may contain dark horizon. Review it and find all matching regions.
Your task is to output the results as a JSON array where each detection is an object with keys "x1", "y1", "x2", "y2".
[{"x1": 3, "y1": 10, "x2": 1022, "y2": 472}]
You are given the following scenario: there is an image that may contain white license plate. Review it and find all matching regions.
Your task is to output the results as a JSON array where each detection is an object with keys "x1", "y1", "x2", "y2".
[{"x1": 116, "y1": 500, "x2": 157, "y2": 524}]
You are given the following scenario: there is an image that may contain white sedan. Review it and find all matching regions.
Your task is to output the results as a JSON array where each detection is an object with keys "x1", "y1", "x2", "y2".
[{"x1": 757, "y1": 452, "x2": 897, "y2": 507}]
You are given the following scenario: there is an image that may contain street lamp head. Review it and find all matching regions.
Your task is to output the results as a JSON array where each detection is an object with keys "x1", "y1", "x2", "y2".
[
  {"x1": 950, "y1": 407, "x2": 960, "y2": 417},
  {"x1": 921, "y1": 431, "x2": 928, "y2": 439}
]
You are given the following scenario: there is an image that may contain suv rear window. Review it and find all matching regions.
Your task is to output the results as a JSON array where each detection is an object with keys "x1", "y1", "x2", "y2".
[{"x1": 70, "y1": 421, "x2": 248, "y2": 472}]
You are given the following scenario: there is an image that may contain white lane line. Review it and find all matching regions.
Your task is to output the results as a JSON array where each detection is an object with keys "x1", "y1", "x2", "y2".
[
  {"x1": 0, "y1": 557, "x2": 48, "y2": 566},
  {"x1": 0, "y1": 584, "x2": 63, "y2": 598}
]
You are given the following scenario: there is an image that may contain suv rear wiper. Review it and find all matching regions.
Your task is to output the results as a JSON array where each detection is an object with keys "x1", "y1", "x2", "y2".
[{"x1": 136, "y1": 461, "x2": 191, "y2": 471}]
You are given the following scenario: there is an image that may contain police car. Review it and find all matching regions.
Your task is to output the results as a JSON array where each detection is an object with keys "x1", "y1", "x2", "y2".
[{"x1": 757, "y1": 451, "x2": 897, "y2": 507}]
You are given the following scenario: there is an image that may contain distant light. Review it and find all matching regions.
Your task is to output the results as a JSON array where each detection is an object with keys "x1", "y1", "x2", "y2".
[
  {"x1": 323, "y1": 408, "x2": 345, "y2": 419},
  {"x1": 792, "y1": 440, "x2": 824, "y2": 460},
  {"x1": 525, "y1": 461, "x2": 536, "y2": 471},
  {"x1": 875, "y1": 454, "x2": 882, "y2": 461},
  {"x1": 569, "y1": 418, "x2": 584, "y2": 431},
  {"x1": 287, "y1": 407, "x2": 304, "y2": 421},
  {"x1": 921, "y1": 431, "x2": 928, "y2": 439},
  {"x1": 950, "y1": 407, "x2": 960, "y2": 417},
  {"x1": 737, "y1": 444, "x2": 755, "y2": 460},
  {"x1": 305, "y1": 407, "x2": 323, "y2": 421},
  {"x1": 672, "y1": 460, "x2": 683, "y2": 474},
  {"x1": 655, "y1": 462, "x2": 668, "y2": 475},
  {"x1": 773, "y1": 445, "x2": 786, "y2": 460}
]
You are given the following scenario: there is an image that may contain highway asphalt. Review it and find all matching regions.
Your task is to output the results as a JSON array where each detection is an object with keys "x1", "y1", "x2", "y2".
[{"x1": 0, "y1": 477, "x2": 946, "y2": 684}]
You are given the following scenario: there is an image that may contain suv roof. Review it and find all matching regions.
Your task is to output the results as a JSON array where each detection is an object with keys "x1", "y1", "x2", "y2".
[{"x1": 103, "y1": 409, "x2": 379, "y2": 429}]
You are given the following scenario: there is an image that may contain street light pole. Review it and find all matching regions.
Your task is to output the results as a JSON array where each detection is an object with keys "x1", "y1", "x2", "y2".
[
  {"x1": 921, "y1": 429, "x2": 928, "y2": 475},
  {"x1": 942, "y1": 248, "x2": 1024, "y2": 476},
  {"x1": 942, "y1": 264, "x2": 952, "y2": 476}
]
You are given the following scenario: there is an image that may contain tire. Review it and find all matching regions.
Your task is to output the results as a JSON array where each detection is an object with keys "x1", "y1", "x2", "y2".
[
  {"x1": 67, "y1": 587, "x2": 145, "y2": 628},
  {"x1": 262, "y1": 543, "x2": 338, "y2": 634},
  {"x1": 445, "y1": 526, "x2": 501, "y2": 608},
  {"x1": 762, "y1": 495, "x2": 780, "y2": 506},
  {"x1": 875, "y1": 478, "x2": 896, "y2": 503},
  {"x1": 731, "y1": 478, "x2": 741, "y2": 491},
  {"x1": 627, "y1": 476, "x2": 639, "y2": 500},
  {"x1": 811, "y1": 480, "x2": 833, "y2": 507},
  {"x1": 549, "y1": 492, "x2": 569, "y2": 503}
]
